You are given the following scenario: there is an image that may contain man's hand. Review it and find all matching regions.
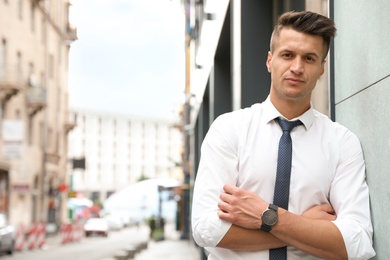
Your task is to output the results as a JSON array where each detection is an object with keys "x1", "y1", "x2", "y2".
[
  {"x1": 218, "y1": 184, "x2": 337, "y2": 230},
  {"x1": 302, "y1": 204, "x2": 337, "y2": 221},
  {"x1": 217, "y1": 184, "x2": 269, "y2": 229}
]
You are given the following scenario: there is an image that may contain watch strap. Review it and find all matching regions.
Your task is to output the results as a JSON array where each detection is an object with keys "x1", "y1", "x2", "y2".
[{"x1": 260, "y1": 223, "x2": 272, "y2": 232}]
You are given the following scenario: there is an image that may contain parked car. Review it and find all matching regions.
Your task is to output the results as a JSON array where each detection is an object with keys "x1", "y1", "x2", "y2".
[
  {"x1": 0, "y1": 213, "x2": 15, "y2": 255},
  {"x1": 105, "y1": 214, "x2": 124, "y2": 231},
  {"x1": 83, "y1": 218, "x2": 109, "y2": 237}
]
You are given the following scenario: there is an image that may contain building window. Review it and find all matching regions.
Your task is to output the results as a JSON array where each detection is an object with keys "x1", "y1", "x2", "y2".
[
  {"x1": 113, "y1": 119, "x2": 117, "y2": 135},
  {"x1": 0, "y1": 39, "x2": 7, "y2": 80},
  {"x1": 41, "y1": 17, "x2": 45, "y2": 44},
  {"x1": 40, "y1": 121, "x2": 44, "y2": 148},
  {"x1": 30, "y1": 2, "x2": 35, "y2": 32},
  {"x1": 28, "y1": 116, "x2": 33, "y2": 145},
  {"x1": 47, "y1": 127, "x2": 52, "y2": 150},
  {"x1": 18, "y1": 0, "x2": 23, "y2": 19},
  {"x1": 98, "y1": 117, "x2": 102, "y2": 135},
  {"x1": 28, "y1": 62, "x2": 34, "y2": 78},
  {"x1": 49, "y1": 54, "x2": 54, "y2": 79}
]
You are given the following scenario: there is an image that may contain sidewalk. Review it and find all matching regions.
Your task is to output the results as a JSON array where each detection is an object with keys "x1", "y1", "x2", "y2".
[
  {"x1": 134, "y1": 223, "x2": 201, "y2": 260},
  {"x1": 43, "y1": 222, "x2": 202, "y2": 260}
]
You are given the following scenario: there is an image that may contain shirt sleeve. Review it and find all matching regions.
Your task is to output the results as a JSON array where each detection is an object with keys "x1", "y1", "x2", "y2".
[
  {"x1": 330, "y1": 127, "x2": 376, "y2": 260},
  {"x1": 191, "y1": 113, "x2": 241, "y2": 247}
]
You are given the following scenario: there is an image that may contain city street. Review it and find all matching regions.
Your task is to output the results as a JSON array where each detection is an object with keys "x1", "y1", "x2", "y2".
[{"x1": 0, "y1": 225, "x2": 150, "y2": 260}]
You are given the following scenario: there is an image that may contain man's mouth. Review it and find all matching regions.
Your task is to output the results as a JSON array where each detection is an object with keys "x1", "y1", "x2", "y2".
[{"x1": 285, "y1": 77, "x2": 304, "y2": 85}]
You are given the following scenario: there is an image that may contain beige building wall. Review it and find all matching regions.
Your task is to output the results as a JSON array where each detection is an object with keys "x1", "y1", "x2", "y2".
[{"x1": 0, "y1": 0, "x2": 76, "y2": 228}]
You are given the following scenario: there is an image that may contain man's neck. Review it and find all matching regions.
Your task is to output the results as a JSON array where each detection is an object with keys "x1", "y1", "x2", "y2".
[{"x1": 269, "y1": 94, "x2": 311, "y2": 120}]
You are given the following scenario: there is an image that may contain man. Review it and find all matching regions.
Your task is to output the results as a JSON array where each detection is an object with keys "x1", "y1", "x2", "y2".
[{"x1": 191, "y1": 11, "x2": 375, "y2": 259}]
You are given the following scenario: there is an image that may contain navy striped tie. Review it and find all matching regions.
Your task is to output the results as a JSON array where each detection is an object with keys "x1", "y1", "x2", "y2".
[{"x1": 270, "y1": 118, "x2": 302, "y2": 260}]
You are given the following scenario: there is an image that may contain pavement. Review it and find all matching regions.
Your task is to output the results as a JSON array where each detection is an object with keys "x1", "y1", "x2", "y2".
[
  {"x1": 134, "y1": 224, "x2": 202, "y2": 260},
  {"x1": 43, "y1": 221, "x2": 202, "y2": 260}
]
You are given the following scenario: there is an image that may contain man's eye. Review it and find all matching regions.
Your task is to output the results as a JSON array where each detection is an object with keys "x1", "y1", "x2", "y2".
[
  {"x1": 306, "y1": 56, "x2": 315, "y2": 62},
  {"x1": 282, "y1": 53, "x2": 292, "y2": 58}
]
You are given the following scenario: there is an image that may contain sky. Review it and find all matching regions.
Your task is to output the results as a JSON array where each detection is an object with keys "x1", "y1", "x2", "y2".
[{"x1": 68, "y1": 0, "x2": 185, "y2": 121}]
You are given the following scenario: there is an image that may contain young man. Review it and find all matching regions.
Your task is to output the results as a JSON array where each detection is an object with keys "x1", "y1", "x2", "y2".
[{"x1": 191, "y1": 11, "x2": 375, "y2": 259}]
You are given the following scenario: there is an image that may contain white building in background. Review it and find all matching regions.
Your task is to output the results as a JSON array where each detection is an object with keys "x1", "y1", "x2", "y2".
[{"x1": 67, "y1": 109, "x2": 183, "y2": 203}]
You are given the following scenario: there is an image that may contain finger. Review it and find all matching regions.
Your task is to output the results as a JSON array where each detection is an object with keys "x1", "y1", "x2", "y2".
[
  {"x1": 320, "y1": 204, "x2": 335, "y2": 214},
  {"x1": 218, "y1": 200, "x2": 231, "y2": 213},
  {"x1": 223, "y1": 184, "x2": 237, "y2": 194},
  {"x1": 219, "y1": 192, "x2": 229, "y2": 203},
  {"x1": 218, "y1": 209, "x2": 230, "y2": 220}
]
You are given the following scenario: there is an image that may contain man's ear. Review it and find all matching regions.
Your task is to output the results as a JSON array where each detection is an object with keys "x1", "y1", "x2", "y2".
[
  {"x1": 266, "y1": 51, "x2": 272, "y2": 73},
  {"x1": 318, "y1": 60, "x2": 326, "y2": 79}
]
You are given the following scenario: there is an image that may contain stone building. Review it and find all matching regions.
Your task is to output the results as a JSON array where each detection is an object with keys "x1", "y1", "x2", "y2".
[{"x1": 0, "y1": 0, "x2": 76, "y2": 228}]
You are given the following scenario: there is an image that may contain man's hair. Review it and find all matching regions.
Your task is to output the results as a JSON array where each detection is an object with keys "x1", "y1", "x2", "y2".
[{"x1": 270, "y1": 11, "x2": 336, "y2": 59}]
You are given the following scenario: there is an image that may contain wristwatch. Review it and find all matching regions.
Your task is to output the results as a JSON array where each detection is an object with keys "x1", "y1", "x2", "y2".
[{"x1": 260, "y1": 204, "x2": 279, "y2": 232}]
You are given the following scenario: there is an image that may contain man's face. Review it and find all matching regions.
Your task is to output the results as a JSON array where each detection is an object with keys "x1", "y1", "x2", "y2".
[{"x1": 266, "y1": 28, "x2": 326, "y2": 103}]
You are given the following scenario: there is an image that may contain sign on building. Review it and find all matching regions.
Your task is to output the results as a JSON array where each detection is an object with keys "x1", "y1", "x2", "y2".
[{"x1": 1, "y1": 120, "x2": 24, "y2": 159}]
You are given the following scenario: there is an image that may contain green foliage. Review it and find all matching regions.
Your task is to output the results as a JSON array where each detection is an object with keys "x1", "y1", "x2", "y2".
[
  {"x1": 137, "y1": 174, "x2": 149, "y2": 182},
  {"x1": 151, "y1": 228, "x2": 164, "y2": 241}
]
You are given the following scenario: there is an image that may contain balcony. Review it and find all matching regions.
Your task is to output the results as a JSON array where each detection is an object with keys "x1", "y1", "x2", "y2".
[
  {"x1": 66, "y1": 24, "x2": 78, "y2": 43},
  {"x1": 0, "y1": 66, "x2": 24, "y2": 103},
  {"x1": 32, "y1": 0, "x2": 43, "y2": 5},
  {"x1": 64, "y1": 113, "x2": 77, "y2": 134},
  {"x1": 64, "y1": 122, "x2": 76, "y2": 133},
  {"x1": 46, "y1": 151, "x2": 60, "y2": 165},
  {"x1": 26, "y1": 76, "x2": 47, "y2": 116}
]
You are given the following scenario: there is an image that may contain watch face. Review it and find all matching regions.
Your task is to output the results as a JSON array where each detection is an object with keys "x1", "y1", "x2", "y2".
[{"x1": 263, "y1": 209, "x2": 278, "y2": 226}]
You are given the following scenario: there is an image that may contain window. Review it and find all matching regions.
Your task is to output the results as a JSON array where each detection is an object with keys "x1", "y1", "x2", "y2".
[
  {"x1": 40, "y1": 121, "x2": 44, "y2": 148},
  {"x1": 16, "y1": 52, "x2": 22, "y2": 82},
  {"x1": 41, "y1": 17, "x2": 45, "y2": 44},
  {"x1": 28, "y1": 116, "x2": 33, "y2": 145},
  {"x1": 18, "y1": 0, "x2": 23, "y2": 19},
  {"x1": 0, "y1": 39, "x2": 7, "y2": 81},
  {"x1": 47, "y1": 127, "x2": 52, "y2": 149},
  {"x1": 49, "y1": 54, "x2": 54, "y2": 79},
  {"x1": 30, "y1": 2, "x2": 35, "y2": 32}
]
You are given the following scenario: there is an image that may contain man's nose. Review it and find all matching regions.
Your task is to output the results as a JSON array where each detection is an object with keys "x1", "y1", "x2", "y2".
[{"x1": 290, "y1": 57, "x2": 304, "y2": 73}]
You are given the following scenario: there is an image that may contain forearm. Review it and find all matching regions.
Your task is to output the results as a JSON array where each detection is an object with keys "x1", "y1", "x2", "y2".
[
  {"x1": 272, "y1": 208, "x2": 347, "y2": 259},
  {"x1": 217, "y1": 224, "x2": 286, "y2": 251}
]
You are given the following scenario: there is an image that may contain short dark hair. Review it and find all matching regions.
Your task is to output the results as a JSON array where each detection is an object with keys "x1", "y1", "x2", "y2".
[{"x1": 270, "y1": 11, "x2": 336, "y2": 59}]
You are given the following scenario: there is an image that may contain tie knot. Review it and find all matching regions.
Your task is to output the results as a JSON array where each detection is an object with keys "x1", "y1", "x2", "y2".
[{"x1": 276, "y1": 118, "x2": 302, "y2": 132}]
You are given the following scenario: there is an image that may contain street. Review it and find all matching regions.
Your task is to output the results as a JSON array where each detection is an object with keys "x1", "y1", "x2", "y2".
[{"x1": 0, "y1": 225, "x2": 150, "y2": 260}]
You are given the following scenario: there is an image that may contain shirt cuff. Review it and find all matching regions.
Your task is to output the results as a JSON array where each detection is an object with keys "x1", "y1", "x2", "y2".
[
  {"x1": 332, "y1": 218, "x2": 376, "y2": 260},
  {"x1": 192, "y1": 211, "x2": 232, "y2": 247}
]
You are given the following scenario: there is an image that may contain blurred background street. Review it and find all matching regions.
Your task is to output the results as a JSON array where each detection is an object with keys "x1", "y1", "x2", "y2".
[{"x1": 0, "y1": 221, "x2": 200, "y2": 260}]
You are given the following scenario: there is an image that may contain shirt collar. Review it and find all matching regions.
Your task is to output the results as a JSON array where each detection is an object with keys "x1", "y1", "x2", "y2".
[{"x1": 262, "y1": 95, "x2": 314, "y2": 130}]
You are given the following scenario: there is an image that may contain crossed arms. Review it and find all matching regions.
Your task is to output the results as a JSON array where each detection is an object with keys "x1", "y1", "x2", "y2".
[{"x1": 217, "y1": 184, "x2": 347, "y2": 259}]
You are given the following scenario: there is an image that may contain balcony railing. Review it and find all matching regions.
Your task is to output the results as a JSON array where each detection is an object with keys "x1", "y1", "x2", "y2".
[
  {"x1": 0, "y1": 66, "x2": 24, "y2": 102},
  {"x1": 26, "y1": 83, "x2": 47, "y2": 116},
  {"x1": 66, "y1": 24, "x2": 78, "y2": 42},
  {"x1": 64, "y1": 113, "x2": 77, "y2": 134}
]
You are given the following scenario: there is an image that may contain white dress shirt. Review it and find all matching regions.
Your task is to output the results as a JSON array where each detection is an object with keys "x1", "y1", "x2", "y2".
[{"x1": 191, "y1": 97, "x2": 375, "y2": 260}]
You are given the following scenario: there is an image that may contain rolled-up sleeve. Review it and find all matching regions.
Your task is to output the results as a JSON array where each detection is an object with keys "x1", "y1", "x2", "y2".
[
  {"x1": 333, "y1": 218, "x2": 375, "y2": 260},
  {"x1": 331, "y1": 128, "x2": 375, "y2": 259},
  {"x1": 191, "y1": 114, "x2": 240, "y2": 247}
]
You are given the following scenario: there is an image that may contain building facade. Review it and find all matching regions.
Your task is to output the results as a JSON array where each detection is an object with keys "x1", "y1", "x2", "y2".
[
  {"x1": 184, "y1": 0, "x2": 388, "y2": 258},
  {"x1": 67, "y1": 109, "x2": 183, "y2": 206},
  {"x1": 331, "y1": 1, "x2": 390, "y2": 258},
  {"x1": 0, "y1": 0, "x2": 76, "y2": 228}
]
